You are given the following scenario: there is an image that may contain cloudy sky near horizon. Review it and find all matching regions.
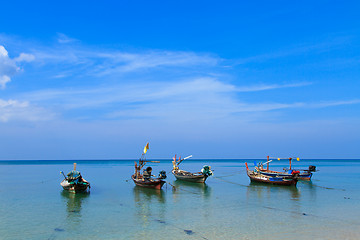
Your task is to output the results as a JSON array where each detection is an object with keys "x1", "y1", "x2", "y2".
[{"x1": 1, "y1": 1, "x2": 360, "y2": 159}]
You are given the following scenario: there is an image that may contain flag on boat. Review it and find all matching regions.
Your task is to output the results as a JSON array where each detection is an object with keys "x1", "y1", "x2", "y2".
[{"x1": 143, "y1": 142, "x2": 149, "y2": 154}]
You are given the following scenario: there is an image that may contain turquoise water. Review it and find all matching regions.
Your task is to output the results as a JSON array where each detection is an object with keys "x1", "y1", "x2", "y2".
[{"x1": 0, "y1": 159, "x2": 359, "y2": 240}]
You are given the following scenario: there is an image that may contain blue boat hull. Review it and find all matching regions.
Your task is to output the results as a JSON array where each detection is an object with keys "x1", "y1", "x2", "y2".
[{"x1": 259, "y1": 170, "x2": 312, "y2": 180}]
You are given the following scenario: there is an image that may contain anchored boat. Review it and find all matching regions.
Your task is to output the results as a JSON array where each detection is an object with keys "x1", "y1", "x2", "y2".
[
  {"x1": 245, "y1": 162, "x2": 299, "y2": 186},
  {"x1": 131, "y1": 143, "x2": 167, "y2": 189},
  {"x1": 258, "y1": 156, "x2": 316, "y2": 180},
  {"x1": 60, "y1": 163, "x2": 90, "y2": 193},
  {"x1": 172, "y1": 155, "x2": 213, "y2": 183}
]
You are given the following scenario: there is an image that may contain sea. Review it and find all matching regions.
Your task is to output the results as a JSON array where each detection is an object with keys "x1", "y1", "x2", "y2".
[{"x1": 0, "y1": 159, "x2": 359, "y2": 240}]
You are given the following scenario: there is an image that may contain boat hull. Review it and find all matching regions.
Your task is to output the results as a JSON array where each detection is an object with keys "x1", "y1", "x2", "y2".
[
  {"x1": 247, "y1": 171, "x2": 298, "y2": 186},
  {"x1": 259, "y1": 170, "x2": 312, "y2": 181},
  {"x1": 172, "y1": 170, "x2": 208, "y2": 183},
  {"x1": 60, "y1": 179, "x2": 90, "y2": 193},
  {"x1": 131, "y1": 175, "x2": 165, "y2": 189}
]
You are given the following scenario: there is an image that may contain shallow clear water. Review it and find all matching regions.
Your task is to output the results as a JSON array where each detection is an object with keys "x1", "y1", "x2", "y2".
[{"x1": 0, "y1": 159, "x2": 359, "y2": 240}]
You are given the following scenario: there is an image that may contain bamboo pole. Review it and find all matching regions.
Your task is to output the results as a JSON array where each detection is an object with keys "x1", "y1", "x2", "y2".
[{"x1": 289, "y1": 158, "x2": 292, "y2": 170}]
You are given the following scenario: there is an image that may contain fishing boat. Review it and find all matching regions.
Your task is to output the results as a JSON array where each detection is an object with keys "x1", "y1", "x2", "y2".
[
  {"x1": 131, "y1": 143, "x2": 167, "y2": 189},
  {"x1": 245, "y1": 162, "x2": 299, "y2": 186},
  {"x1": 171, "y1": 155, "x2": 213, "y2": 183},
  {"x1": 258, "y1": 156, "x2": 316, "y2": 180},
  {"x1": 60, "y1": 163, "x2": 90, "y2": 193}
]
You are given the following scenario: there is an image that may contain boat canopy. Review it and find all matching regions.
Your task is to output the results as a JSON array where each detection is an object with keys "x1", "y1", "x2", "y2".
[{"x1": 67, "y1": 170, "x2": 81, "y2": 180}]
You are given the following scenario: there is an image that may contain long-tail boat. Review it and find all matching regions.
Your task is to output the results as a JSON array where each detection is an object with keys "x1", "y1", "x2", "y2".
[
  {"x1": 131, "y1": 143, "x2": 167, "y2": 189},
  {"x1": 245, "y1": 162, "x2": 299, "y2": 186},
  {"x1": 258, "y1": 156, "x2": 316, "y2": 180},
  {"x1": 172, "y1": 155, "x2": 213, "y2": 183},
  {"x1": 60, "y1": 163, "x2": 90, "y2": 193}
]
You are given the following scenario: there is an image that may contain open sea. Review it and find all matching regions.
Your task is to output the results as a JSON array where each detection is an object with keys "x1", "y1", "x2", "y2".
[{"x1": 0, "y1": 159, "x2": 359, "y2": 240}]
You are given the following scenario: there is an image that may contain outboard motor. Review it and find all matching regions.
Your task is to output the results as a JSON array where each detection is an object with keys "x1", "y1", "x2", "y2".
[
  {"x1": 308, "y1": 165, "x2": 316, "y2": 172},
  {"x1": 201, "y1": 165, "x2": 213, "y2": 176},
  {"x1": 158, "y1": 170, "x2": 167, "y2": 179}
]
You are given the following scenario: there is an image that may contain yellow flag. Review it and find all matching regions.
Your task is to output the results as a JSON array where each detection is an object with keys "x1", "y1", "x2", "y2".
[
  {"x1": 143, "y1": 142, "x2": 149, "y2": 154},
  {"x1": 277, "y1": 158, "x2": 280, "y2": 161},
  {"x1": 296, "y1": 157, "x2": 300, "y2": 161}
]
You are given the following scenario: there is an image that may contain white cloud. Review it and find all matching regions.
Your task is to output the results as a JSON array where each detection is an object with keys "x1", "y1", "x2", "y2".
[
  {"x1": 0, "y1": 75, "x2": 10, "y2": 89},
  {"x1": 0, "y1": 45, "x2": 35, "y2": 89},
  {"x1": 15, "y1": 53, "x2": 35, "y2": 62},
  {"x1": 0, "y1": 99, "x2": 54, "y2": 122},
  {"x1": 235, "y1": 82, "x2": 312, "y2": 92},
  {"x1": 91, "y1": 51, "x2": 219, "y2": 75},
  {"x1": 310, "y1": 100, "x2": 360, "y2": 108},
  {"x1": 57, "y1": 33, "x2": 78, "y2": 44},
  {"x1": 1, "y1": 35, "x2": 358, "y2": 124},
  {"x1": 234, "y1": 36, "x2": 351, "y2": 65},
  {"x1": 23, "y1": 42, "x2": 219, "y2": 79},
  {"x1": 22, "y1": 77, "x2": 308, "y2": 106},
  {"x1": 19, "y1": 77, "x2": 351, "y2": 123},
  {"x1": 0, "y1": 45, "x2": 9, "y2": 57}
]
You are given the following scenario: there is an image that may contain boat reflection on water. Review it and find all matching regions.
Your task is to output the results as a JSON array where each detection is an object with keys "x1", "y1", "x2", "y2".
[
  {"x1": 61, "y1": 190, "x2": 90, "y2": 224},
  {"x1": 297, "y1": 180, "x2": 317, "y2": 202},
  {"x1": 133, "y1": 186, "x2": 165, "y2": 204},
  {"x1": 133, "y1": 186, "x2": 166, "y2": 227},
  {"x1": 172, "y1": 180, "x2": 212, "y2": 199},
  {"x1": 247, "y1": 181, "x2": 300, "y2": 201}
]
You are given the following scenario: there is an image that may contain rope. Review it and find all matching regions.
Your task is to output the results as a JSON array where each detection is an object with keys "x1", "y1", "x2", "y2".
[
  {"x1": 39, "y1": 177, "x2": 60, "y2": 184},
  {"x1": 301, "y1": 180, "x2": 346, "y2": 191},
  {"x1": 212, "y1": 176, "x2": 249, "y2": 188},
  {"x1": 166, "y1": 182, "x2": 177, "y2": 191},
  {"x1": 212, "y1": 170, "x2": 244, "y2": 178}
]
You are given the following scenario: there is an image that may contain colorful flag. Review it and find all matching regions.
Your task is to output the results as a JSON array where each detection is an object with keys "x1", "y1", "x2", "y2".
[{"x1": 143, "y1": 142, "x2": 149, "y2": 154}]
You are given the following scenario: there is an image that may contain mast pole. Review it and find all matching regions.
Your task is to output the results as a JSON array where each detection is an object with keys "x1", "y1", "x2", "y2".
[
  {"x1": 289, "y1": 158, "x2": 292, "y2": 170},
  {"x1": 267, "y1": 156, "x2": 269, "y2": 170}
]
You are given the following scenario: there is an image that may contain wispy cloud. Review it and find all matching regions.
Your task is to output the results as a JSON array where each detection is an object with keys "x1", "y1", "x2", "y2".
[
  {"x1": 14, "y1": 53, "x2": 35, "y2": 62},
  {"x1": 310, "y1": 100, "x2": 360, "y2": 108},
  {"x1": 0, "y1": 99, "x2": 54, "y2": 122},
  {"x1": 24, "y1": 43, "x2": 220, "y2": 79},
  {"x1": 91, "y1": 51, "x2": 219, "y2": 76},
  {"x1": 21, "y1": 78, "x2": 310, "y2": 107},
  {"x1": 2, "y1": 34, "x2": 359, "y2": 124},
  {"x1": 57, "y1": 33, "x2": 79, "y2": 44},
  {"x1": 235, "y1": 82, "x2": 312, "y2": 92},
  {"x1": 234, "y1": 36, "x2": 351, "y2": 65},
  {"x1": 16, "y1": 77, "x2": 358, "y2": 123}
]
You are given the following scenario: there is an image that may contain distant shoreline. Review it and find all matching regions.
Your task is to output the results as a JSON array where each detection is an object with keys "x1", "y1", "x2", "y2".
[{"x1": 0, "y1": 158, "x2": 359, "y2": 165}]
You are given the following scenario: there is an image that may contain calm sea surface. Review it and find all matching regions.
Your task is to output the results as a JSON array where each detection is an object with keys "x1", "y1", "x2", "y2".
[{"x1": 0, "y1": 159, "x2": 359, "y2": 240}]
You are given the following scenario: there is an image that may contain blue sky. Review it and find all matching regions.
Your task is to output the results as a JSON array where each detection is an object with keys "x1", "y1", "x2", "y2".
[{"x1": 1, "y1": 1, "x2": 359, "y2": 159}]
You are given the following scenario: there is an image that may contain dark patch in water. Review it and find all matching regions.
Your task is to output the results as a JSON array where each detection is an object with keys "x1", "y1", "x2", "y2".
[
  {"x1": 184, "y1": 230, "x2": 194, "y2": 235},
  {"x1": 302, "y1": 213, "x2": 307, "y2": 216},
  {"x1": 69, "y1": 210, "x2": 80, "y2": 213},
  {"x1": 54, "y1": 228, "x2": 65, "y2": 232},
  {"x1": 154, "y1": 219, "x2": 166, "y2": 224}
]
